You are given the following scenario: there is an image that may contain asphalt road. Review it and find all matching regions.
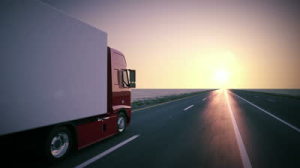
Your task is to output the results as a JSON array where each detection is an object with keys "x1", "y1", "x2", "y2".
[{"x1": 4, "y1": 90, "x2": 300, "y2": 168}]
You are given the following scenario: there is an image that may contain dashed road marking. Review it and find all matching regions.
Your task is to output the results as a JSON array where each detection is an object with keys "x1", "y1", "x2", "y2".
[{"x1": 184, "y1": 105, "x2": 194, "y2": 111}]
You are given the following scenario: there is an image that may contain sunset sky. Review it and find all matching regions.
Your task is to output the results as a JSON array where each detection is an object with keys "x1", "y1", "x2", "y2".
[{"x1": 43, "y1": 0, "x2": 300, "y2": 89}]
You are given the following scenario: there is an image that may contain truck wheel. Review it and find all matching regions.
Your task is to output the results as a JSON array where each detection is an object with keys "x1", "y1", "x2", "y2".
[
  {"x1": 44, "y1": 126, "x2": 73, "y2": 161},
  {"x1": 117, "y1": 113, "x2": 127, "y2": 133}
]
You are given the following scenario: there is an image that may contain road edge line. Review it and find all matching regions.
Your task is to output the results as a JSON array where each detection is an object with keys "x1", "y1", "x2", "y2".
[{"x1": 233, "y1": 92, "x2": 300, "y2": 133}]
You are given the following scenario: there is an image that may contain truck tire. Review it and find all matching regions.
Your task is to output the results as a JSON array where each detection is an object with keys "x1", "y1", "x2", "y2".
[
  {"x1": 117, "y1": 113, "x2": 127, "y2": 133},
  {"x1": 44, "y1": 126, "x2": 73, "y2": 161}
]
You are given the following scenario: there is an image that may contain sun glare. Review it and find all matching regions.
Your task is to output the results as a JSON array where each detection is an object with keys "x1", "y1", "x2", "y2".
[{"x1": 214, "y1": 69, "x2": 229, "y2": 88}]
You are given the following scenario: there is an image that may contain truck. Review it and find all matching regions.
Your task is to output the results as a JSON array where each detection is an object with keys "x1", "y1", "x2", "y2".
[{"x1": 0, "y1": 0, "x2": 136, "y2": 160}]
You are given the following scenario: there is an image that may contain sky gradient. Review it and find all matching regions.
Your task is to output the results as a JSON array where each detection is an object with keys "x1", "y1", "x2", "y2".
[{"x1": 43, "y1": 0, "x2": 300, "y2": 88}]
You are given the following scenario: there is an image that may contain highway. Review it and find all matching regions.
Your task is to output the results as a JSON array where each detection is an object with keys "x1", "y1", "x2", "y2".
[{"x1": 4, "y1": 90, "x2": 300, "y2": 168}]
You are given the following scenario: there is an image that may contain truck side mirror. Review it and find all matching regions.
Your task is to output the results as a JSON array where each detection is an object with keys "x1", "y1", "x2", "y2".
[{"x1": 129, "y1": 70, "x2": 136, "y2": 88}]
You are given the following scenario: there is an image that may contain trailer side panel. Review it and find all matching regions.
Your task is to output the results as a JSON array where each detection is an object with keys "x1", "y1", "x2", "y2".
[{"x1": 0, "y1": 0, "x2": 107, "y2": 135}]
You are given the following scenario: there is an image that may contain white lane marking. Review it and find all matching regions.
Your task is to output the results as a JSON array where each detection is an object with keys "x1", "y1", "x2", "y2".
[
  {"x1": 74, "y1": 135, "x2": 140, "y2": 168},
  {"x1": 202, "y1": 97, "x2": 207, "y2": 101},
  {"x1": 133, "y1": 94, "x2": 202, "y2": 112},
  {"x1": 225, "y1": 92, "x2": 252, "y2": 168},
  {"x1": 234, "y1": 93, "x2": 300, "y2": 133},
  {"x1": 184, "y1": 105, "x2": 194, "y2": 111}
]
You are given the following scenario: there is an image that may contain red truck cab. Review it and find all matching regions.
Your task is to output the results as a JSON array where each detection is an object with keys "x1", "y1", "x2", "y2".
[{"x1": 75, "y1": 47, "x2": 135, "y2": 151}]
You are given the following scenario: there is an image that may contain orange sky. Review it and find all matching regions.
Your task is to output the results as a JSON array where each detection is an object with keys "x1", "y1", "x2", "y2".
[{"x1": 44, "y1": 0, "x2": 300, "y2": 88}]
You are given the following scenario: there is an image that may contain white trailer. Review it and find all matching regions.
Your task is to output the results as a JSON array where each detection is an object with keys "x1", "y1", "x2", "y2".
[
  {"x1": 0, "y1": 0, "x2": 136, "y2": 161},
  {"x1": 0, "y1": 0, "x2": 108, "y2": 135}
]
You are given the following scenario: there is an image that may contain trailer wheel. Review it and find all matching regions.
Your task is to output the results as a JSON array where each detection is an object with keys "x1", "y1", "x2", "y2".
[
  {"x1": 44, "y1": 126, "x2": 73, "y2": 161},
  {"x1": 117, "y1": 113, "x2": 127, "y2": 133}
]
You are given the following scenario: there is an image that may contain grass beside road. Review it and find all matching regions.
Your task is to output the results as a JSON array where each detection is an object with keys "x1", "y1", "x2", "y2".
[{"x1": 132, "y1": 90, "x2": 212, "y2": 110}]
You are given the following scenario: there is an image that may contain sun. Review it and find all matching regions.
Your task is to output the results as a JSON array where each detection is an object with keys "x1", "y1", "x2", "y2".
[{"x1": 214, "y1": 69, "x2": 230, "y2": 88}]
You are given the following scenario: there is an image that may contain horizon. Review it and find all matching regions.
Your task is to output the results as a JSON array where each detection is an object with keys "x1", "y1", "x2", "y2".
[{"x1": 43, "y1": 0, "x2": 300, "y2": 89}]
